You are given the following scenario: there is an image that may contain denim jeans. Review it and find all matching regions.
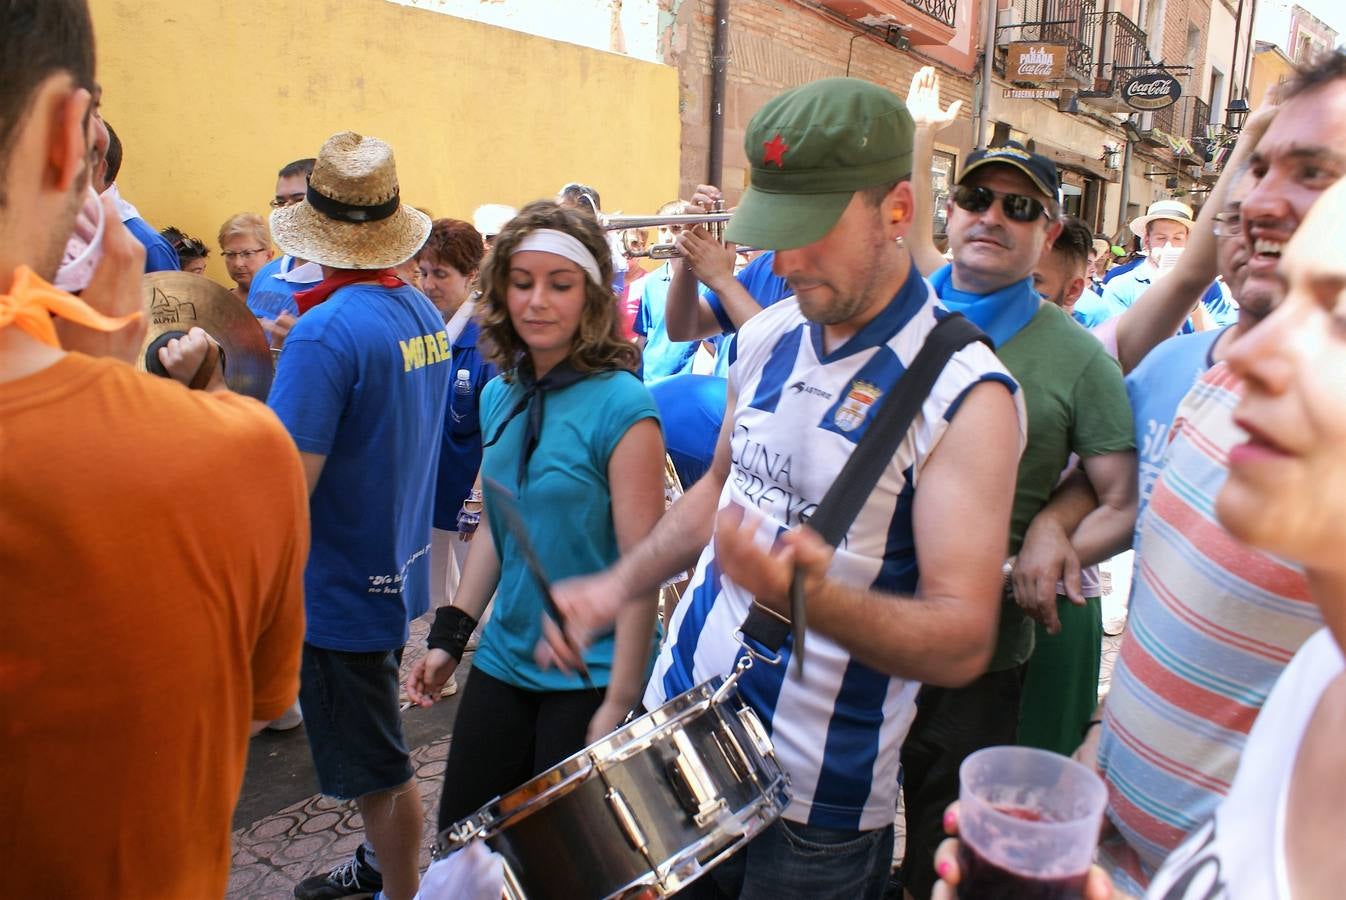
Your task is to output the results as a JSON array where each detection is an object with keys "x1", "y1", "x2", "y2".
[{"x1": 683, "y1": 817, "x2": 895, "y2": 900}]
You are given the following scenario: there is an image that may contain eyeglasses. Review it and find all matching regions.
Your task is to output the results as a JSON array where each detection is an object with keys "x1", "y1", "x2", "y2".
[
  {"x1": 1212, "y1": 211, "x2": 1243, "y2": 238},
  {"x1": 270, "y1": 193, "x2": 306, "y2": 208},
  {"x1": 952, "y1": 184, "x2": 1050, "y2": 223},
  {"x1": 222, "y1": 247, "x2": 267, "y2": 261}
]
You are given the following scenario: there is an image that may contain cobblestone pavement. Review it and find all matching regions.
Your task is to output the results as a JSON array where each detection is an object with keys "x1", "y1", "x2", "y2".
[{"x1": 229, "y1": 615, "x2": 457, "y2": 900}]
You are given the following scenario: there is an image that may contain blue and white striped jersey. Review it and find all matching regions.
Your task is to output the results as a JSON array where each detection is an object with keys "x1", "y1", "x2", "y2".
[{"x1": 643, "y1": 273, "x2": 1026, "y2": 831}]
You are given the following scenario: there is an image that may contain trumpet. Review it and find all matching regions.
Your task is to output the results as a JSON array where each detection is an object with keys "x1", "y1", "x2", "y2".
[
  {"x1": 604, "y1": 202, "x2": 756, "y2": 259},
  {"x1": 600, "y1": 210, "x2": 732, "y2": 232}
]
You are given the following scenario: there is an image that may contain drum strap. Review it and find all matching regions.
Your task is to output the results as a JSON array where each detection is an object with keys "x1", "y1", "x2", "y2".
[{"x1": 739, "y1": 313, "x2": 990, "y2": 655}]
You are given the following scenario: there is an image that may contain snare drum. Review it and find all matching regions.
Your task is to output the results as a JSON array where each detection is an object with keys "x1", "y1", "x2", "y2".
[{"x1": 438, "y1": 660, "x2": 789, "y2": 899}]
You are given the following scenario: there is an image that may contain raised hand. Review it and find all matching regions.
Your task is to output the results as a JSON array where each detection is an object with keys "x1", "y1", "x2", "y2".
[{"x1": 907, "y1": 65, "x2": 963, "y2": 132}]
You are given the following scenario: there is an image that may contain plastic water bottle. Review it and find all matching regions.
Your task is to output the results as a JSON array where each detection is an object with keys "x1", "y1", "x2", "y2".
[{"x1": 453, "y1": 368, "x2": 471, "y2": 396}]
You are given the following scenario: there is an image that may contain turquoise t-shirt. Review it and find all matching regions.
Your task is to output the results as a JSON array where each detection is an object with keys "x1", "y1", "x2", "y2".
[{"x1": 473, "y1": 369, "x2": 661, "y2": 692}]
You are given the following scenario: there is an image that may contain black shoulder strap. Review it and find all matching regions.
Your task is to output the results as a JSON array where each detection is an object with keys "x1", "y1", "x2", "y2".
[
  {"x1": 741, "y1": 313, "x2": 992, "y2": 660},
  {"x1": 807, "y1": 313, "x2": 990, "y2": 546}
]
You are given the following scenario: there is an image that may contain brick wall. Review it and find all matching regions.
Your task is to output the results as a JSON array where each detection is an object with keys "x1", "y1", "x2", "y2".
[
  {"x1": 1156, "y1": 0, "x2": 1212, "y2": 96},
  {"x1": 668, "y1": 0, "x2": 977, "y2": 201}
]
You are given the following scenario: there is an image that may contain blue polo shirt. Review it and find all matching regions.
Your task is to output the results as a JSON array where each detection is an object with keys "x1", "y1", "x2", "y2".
[
  {"x1": 124, "y1": 216, "x2": 180, "y2": 273},
  {"x1": 268, "y1": 282, "x2": 452, "y2": 651},
  {"x1": 705, "y1": 251, "x2": 793, "y2": 378},
  {"x1": 1102, "y1": 255, "x2": 1143, "y2": 284},
  {"x1": 635, "y1": 263, "x2": 699, "y2": 383},
  {"x1": 1126, "y1": 326, "x2": 1226, "y2": 525},
  {"x1": 704, "y1": 251, "x2": 792, "y2": 333},
  {"x1": 1075, "y1": 263, "x2": 1235, "y2": 331},
  {"x1": 433, "y1": 320, "x2": 497, "y2": 530},
  {"x1": 648, "y1": 373, "x2": 727, "y2": 488},
  {"x1": 248, "y1": 256, "x2": 320, "y2": 320}
]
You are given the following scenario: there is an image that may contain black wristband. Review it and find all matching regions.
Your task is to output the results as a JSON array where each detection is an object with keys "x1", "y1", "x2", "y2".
[
  {"x1": 428, "y1": 606, "x2": 479, "y2": 661},
  {"x1": 1082, "y1": 718, "x2": 1103, "y2": 738}
]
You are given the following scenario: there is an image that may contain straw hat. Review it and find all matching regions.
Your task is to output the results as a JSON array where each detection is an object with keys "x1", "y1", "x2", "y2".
[
  {"x1": 1129, "y1": 198, "x2": 1195, "y2": 239},
  {"x1": 270, "y1": 131, "x2": 431, "y2": 270}
]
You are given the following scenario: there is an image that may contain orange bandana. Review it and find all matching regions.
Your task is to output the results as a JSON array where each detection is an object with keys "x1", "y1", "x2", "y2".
[{"x1": 0, "y1": 266, "x2": 141, "y2": 348}]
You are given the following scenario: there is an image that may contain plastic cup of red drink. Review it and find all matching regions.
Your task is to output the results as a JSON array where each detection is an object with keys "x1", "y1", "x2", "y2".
[{"x1": 955, "y1": 746, "x2": 1106, "y2": 899}]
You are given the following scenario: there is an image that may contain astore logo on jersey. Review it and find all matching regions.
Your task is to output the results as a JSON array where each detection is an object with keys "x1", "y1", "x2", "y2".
[{"x1": 788, "y1": 380, "x2": 833, "y2": 400}]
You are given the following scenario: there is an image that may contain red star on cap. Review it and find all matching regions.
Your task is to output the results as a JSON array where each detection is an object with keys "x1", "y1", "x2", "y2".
[{"x1": 763, "y1": 133, "x2": 789, "y2": 168}]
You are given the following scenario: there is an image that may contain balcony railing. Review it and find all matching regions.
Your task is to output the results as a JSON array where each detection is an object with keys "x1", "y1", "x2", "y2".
[
  {"x1": 1088, "y1": 10, "x2": 1150, "y2": 88},
  {"x1": 905, "y1": 0, "x2": 956, "y2": 28},
  {"x1": 1190, "y1": 97, "x2": 1211, "y2": 143},
  {"x1": 996, "y1": 0, "x2": 1098, "y2": 80},
  {"x1": 1149, "y1": 96, "x2": 1210, "y2": 162}
]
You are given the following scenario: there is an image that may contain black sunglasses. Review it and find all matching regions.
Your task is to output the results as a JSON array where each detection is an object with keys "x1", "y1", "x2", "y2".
[{"x1": 952, "y1": 184, "x2": 1050, "y2": 223}]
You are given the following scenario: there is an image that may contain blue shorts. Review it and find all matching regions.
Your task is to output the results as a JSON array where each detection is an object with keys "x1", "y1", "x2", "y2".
[{"x1": 299, "y1": 643, "x2": 412, "y2": 800}]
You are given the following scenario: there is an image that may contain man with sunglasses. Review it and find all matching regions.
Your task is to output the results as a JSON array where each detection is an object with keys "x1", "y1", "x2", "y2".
[{"x1": 898, "y1": 142, "x2": 1137, "y2": 899}]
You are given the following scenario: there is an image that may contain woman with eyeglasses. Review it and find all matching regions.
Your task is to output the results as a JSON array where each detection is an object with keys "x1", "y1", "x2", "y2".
[
  {"x1": 404, "y1": 200, "x2": 665, "y2": 839},
  {"x1": 216, "y1": 212, "x2": 274, "y2": 303}
]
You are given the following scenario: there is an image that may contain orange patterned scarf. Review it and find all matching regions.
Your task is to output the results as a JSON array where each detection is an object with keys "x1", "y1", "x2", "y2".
[{"x1": 0, "y1": 266, "x2": 141, "y2": 348}]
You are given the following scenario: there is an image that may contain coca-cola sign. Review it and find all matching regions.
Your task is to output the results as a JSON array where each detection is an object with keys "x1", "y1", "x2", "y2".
[
  {"x1": 1122, "y1": 72, "x2": 1182, "y2": 110},
  {"x1": 1006, "y1": 42, "x2": 1068, "y2": 83}
]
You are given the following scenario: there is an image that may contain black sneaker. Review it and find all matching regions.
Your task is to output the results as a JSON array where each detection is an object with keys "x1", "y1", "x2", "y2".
[{"x1": 293, "y1": 844, "x2": 383, "y2": 899}]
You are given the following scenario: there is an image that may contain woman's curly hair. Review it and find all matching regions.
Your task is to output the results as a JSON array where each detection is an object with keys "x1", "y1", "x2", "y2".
[{"x1": 477, "y1": 200, "x2": 639, "y2": 378}]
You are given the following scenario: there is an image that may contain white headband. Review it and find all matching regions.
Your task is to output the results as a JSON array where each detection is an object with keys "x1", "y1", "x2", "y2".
[{"x1": 513, "y1": 229, "x2": 603, "y2": 286}]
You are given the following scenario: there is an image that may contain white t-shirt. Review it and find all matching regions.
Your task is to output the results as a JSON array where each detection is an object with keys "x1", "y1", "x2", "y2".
[{"x1": 1146, "y1": 627, "x2": 1344, "y2": 899}]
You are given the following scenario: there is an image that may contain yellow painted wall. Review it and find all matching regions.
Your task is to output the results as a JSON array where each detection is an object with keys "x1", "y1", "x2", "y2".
[
  {"x1": 88, "y1": 0, "x2": 681, "y2": 286},
  {"x1": 1250, "y1": 46, "x2": 1297, "y2": 113}
]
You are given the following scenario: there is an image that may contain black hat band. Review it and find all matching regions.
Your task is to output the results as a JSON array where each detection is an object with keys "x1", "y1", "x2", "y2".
[{"x1": 306, "y1": 184, "x2": 401, "y2": 223}]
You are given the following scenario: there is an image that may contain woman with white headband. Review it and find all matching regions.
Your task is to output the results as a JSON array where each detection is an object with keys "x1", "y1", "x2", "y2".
[{"x1": 406, "y1": 200, "x2": 666, "y2": 837}]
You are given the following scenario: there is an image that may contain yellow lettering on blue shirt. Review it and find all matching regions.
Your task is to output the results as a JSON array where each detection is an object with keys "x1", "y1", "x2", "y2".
[{"x1": 399, "y1": 330, "x2": 450, "y2": 372}]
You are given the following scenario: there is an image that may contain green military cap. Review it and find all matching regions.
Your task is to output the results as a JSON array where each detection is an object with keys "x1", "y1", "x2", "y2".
[{"x1": 726, "y1": 77, "x2": 915, "y2": 251}]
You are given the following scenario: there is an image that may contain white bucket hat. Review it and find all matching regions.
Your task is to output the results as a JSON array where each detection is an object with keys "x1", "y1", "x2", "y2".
[{"x1": 1129, "y1": 198, "x2": 1195, "y2": 239}]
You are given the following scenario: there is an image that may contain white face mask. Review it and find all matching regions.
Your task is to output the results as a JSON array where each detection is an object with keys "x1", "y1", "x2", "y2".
[
  {"x1": 54, "y1": 186, "x2": 106, "y2": 294},
  {"x1": 1152, "y1": 243, "x2": 1184, "y2": 278}
]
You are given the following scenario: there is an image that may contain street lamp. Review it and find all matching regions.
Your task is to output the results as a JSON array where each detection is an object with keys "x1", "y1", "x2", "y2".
[{"x1": 1226, "y1": 97, "x2": 1250, "y2": 131}]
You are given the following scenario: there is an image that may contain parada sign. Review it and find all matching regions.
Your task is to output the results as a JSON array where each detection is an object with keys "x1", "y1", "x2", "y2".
[
  {"x1": 1006, "y1": 42, "x2": 1069, "y2": 82},
  {"x1": 1122, "y1": 71, "x2": 1182, "y2": 110}
]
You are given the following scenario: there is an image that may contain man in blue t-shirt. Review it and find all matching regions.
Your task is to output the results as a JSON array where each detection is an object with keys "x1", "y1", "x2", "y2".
[
  {"x1": 267, "y1": 132, "x2": 448, "y2": 900},
  {"x1": 98, "y1": 122, "x2": 178, "y2": 273}
]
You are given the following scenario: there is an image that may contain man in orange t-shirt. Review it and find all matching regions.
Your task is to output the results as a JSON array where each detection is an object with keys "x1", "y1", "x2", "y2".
[{"x1": 0, "y1": 2, "x2": 308, "y2": 896}]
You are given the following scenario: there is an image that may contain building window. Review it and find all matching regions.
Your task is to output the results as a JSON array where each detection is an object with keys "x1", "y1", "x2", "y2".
[{"x1": 932, "y1": 150, "x2": 957, "y2": 238}]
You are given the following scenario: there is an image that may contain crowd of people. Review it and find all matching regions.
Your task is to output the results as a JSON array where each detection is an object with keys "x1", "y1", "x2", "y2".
[{"x1": 6, "y1": 1, "x2": 1346, "y2": 899}]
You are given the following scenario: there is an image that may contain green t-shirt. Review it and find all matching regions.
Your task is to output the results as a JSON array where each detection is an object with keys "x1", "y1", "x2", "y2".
[{"x1": 989, "y1": 303, "x2": 1135, "y2": 670}]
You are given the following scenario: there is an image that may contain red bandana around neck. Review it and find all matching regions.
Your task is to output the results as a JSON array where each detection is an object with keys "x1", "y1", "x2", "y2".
[{"x1": 293, "y1": 268, "x2": 404, "y2": 315}]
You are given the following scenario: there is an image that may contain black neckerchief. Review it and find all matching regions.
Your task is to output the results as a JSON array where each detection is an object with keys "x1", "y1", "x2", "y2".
[{"x1": 482, "y1": 359, "x2": 601, "y2": 486}]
